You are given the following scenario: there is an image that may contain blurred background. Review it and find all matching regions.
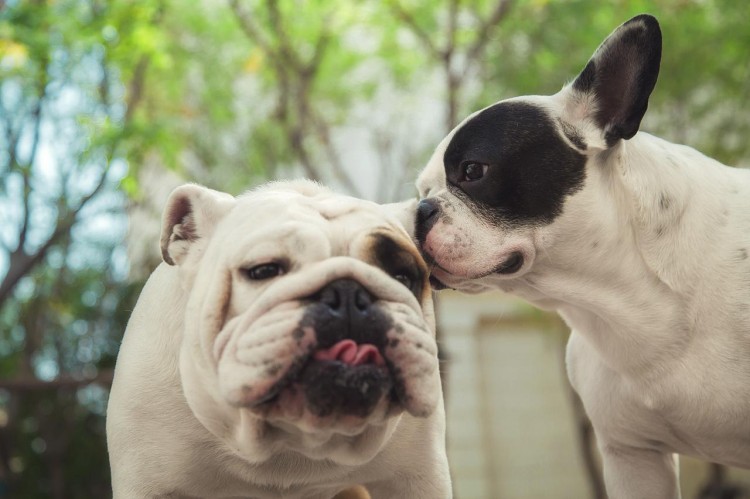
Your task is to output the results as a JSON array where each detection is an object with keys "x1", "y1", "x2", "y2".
[{"x1": 0, "y1": 0, "x2": 749, "y2": 497}]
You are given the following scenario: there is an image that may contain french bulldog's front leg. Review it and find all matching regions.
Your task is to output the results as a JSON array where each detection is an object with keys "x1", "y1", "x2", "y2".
[{"x1": 600, "y1": 443, "x2": 681, "y2": 499}]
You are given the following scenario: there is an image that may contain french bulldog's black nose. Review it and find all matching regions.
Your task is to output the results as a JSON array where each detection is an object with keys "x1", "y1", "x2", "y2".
[
  {"x1": 318, "y1": 278, "x2": 374, "y2": 320},
  {"x1": 416, "y1": 198, "x2": 440, "y2": 243}
]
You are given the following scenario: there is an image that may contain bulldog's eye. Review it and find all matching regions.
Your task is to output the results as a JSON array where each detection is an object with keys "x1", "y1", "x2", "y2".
[
  {"x1": 459, "y1": 161, "x2": 488, "y2": 182},
  {"x1": 394, "y1": 274, "x2": 413, "y2": 289},
  {"x1": 241, "y1": 262, "x2": 285, "y2": 281}
]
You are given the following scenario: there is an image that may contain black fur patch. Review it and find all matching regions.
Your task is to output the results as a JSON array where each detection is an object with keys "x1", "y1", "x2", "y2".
[
  {"x1": 573, "y1": 59, "x2": 597, "y2": 94},
  {"x1": 572, "y1": 14, "x2": 662, "y2": 146},
  {"x1": 300, "y1": 361, "x2": 392, "y2": 418},
  {"x1": 370, "y1": 233, "x2": 425, "y2": 298},
  {"x1": 443, "y1": 101, "x2": 586, "y2": 225}
]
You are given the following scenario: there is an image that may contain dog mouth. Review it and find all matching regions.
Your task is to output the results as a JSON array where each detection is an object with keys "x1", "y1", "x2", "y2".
[
  {"x1": 300, "y1": 340, "x2": 393, "y2": 418},
  {"x1": 422, "y1": 248, "x2": 527, "y2": 288},
  {"x1": 494, "y1": 251, "x2": 525, "y2": 275},
  {"x1": 218, "y1": 276, "x2": 439, "y2": 424},
  {"x1": 250, "y1": 339, "x2": 396, "y2": 419},
  {"x1": 418, "y1": 252, "x2": 452, "y2": 291},
  {"x1": 313, "y1": 339, "x2": 385, "y2": 366}
]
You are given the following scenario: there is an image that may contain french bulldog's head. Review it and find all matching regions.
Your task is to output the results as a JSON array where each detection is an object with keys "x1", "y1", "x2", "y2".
[
  {"x1": 414, "y1": 15, "x2": 661, "y2": 293},
  {"x1": 160, "y1": 181, "x2": 439, "y2": 462}
]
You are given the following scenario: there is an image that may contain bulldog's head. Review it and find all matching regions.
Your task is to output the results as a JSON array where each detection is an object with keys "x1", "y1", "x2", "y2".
[
  {"x1": 160, "y1": 181, "x2": 439, "y2": 461},
  {"x1": 413, "y1": 15, "x2": 661, "y2": 293}
]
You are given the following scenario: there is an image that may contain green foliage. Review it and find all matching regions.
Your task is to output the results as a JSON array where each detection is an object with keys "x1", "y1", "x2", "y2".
[{"x1": 0, "y1": 0, "x2": 152, "y2": 496}]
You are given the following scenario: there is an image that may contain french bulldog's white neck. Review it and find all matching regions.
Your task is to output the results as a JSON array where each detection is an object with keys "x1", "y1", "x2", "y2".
[{"x1": 506, "y1": 132, "x2": 748, "y2": 377}]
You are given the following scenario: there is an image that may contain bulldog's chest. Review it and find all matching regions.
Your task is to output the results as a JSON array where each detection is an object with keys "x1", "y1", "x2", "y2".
[
  {"x1": 567, "y1": 331, "x2": 750, "y2": 468},
  {"x1": 163, "y1": 450, "x2": 359, "y2": 499}
]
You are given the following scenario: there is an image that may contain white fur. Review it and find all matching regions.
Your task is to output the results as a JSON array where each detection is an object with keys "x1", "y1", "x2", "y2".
[
  {"x1": 107, "y1": 181, "x2": 451, "y2": 498},
  {"x1": 415, "y1": 83, "x2": 750, "y2": 499}
]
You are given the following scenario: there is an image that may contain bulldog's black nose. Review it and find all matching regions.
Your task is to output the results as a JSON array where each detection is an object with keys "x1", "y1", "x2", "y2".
[
  {"x1": 318, "y1": 278, "x2": 374, "y2": 320},
  {"x1": 311, "y1": 279, "x2": 389, "y2": 348},
  {"x1": 415, "y1": 198, "x2": 440, "y2": 243}
]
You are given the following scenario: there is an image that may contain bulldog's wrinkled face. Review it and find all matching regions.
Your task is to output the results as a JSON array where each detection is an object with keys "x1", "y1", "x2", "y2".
[
  {"x1": 160, "y1": 181, "x2": 439, "y2": 439},
  {"x1": 413, "y1": 15, "x2": 661, "y2": 293}
]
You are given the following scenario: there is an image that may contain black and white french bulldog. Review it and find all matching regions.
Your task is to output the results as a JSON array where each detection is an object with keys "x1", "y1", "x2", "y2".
[
  {"x1": 412, "y1": 14, "x2": 750, "y2": 499},
  {"x1": 107, "y1": 181, "x2": 451, "y2": 498}
]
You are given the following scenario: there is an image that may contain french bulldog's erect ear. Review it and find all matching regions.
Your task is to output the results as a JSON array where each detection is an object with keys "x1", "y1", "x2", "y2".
[
  {"x1": 567, "y1": 14, "x2": 661, "y2": 147},
  {"x1": 160, "y1": 184, "x2": 236, "y2": 266}
]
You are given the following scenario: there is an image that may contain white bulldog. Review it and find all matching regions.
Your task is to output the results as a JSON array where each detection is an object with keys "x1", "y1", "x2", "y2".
[
  {"x1": 107, "y1": 180, "x2": 451, "y2": 499},
  {"x1": 412, "y1": 14, "x2": 750, "y2": 499}
]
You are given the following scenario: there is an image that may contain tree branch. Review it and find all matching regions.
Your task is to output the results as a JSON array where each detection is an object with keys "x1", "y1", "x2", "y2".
[
  {"x1": 465, "y1": 0, "x2": 513, "y2": 66},
  {"x1": 266, "y1": 0, "x2": 303, "y2": 71},
  {"x1": 229, "y1": 0, "x2": 274, "y2": 55},
  {"x1": 17, "y1": 49, "x2": 49, "y2": 252},
  {"x1": 0, "y1": 212, "x2": 74, "y2": 306},
  {"x1": 231, "y1": 0, "x2": 359, "y2": 191},
  {"x1": 446, "y1": 0, "x2": 459, "y2": 56},
  {"x1": 303, "y1": 29, "x2": 331, "y2": 78},
  {"x1": 0, "y1": 26, "x2": 151, "y2": 309},
  {"x1": 388, "y1": 1, "x2": 444, "y2": 60},
  {"x1": 0, "y1": 91, "x2": 21, "y2": 176},
  {"x1": 123, "y1": 56, "x2": 149, "y2": 124},
  {"x1": 0, "y1": 369, "x2": 115, "y2": 391},
  {"x1": 308, "y1": 108, "x2": 360, "y2": 196},
  {"x1": 18, "y1": 100, "x2": 44, "y2": 252}
]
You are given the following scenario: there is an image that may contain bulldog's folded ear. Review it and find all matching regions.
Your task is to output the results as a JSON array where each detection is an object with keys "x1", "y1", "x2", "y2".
[
  {"x1": 160, "y1": 184, "x2": 236, "y2": 266},
  {"x1": 564, "y1": 14, "x2": 661, "y2": 148}
]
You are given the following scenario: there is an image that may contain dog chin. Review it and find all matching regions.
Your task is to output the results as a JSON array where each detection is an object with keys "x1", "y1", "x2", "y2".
[
  {"x1": 429, "y1": 263, "x2": 533, "y2": 294},
  {"x1": 238, "y1": 354, "x2": 401, "y2": 433},
  {"x1": 429, "y1": 268, "x2": 493, "y2": 294},
  {"x1": 426, "y1": 244, "x2": 535, "y2": 292}
]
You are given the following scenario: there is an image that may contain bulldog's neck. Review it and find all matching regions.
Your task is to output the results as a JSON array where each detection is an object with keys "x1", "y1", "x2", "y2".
[
  {"x1": 259, "y1": 416, "x2": 399, "y2": 463},
  {"x1": 504, "y1": 133, "x2": 747, "y2": 377}
]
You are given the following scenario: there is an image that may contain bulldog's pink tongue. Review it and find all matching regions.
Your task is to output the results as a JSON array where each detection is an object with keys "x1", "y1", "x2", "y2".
[{"x1": 313, "y1": 339, "x2": 385, "y2": 366}]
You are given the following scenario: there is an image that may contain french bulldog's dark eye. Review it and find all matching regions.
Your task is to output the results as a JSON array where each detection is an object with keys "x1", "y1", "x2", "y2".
[
  {"x1": 242, "y1": 262, "x2": 285, "y2": 281},
  {"x1": 394, "y1": 274, "x2": 413, "y2": 289},
  {"x1": 460, "y1": 161, "x2": 488, "y2": 182}
]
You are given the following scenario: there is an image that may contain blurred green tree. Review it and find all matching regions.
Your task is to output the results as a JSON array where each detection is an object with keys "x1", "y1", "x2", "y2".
[{"x1": 0, "y1": 0, "x2": 161, "y2": 496}]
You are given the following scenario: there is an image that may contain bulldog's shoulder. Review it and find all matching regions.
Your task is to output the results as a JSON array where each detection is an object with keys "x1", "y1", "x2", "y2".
[{"x1": 118, "y1": 264, "x2": 187, "y2": 352}]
